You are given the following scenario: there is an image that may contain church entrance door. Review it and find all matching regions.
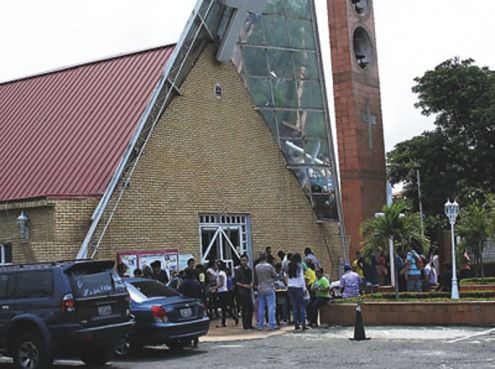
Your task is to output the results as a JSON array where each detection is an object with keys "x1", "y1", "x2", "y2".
[{"x1": 199, "y1": 214, "x2": 251, "y2": 273}]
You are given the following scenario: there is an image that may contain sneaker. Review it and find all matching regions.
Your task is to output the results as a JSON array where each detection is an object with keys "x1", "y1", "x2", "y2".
[
  {"x1": 269, "y1": 326, "x2": 280, "y2": 331},
  {"x1": 294, "y1": 325, "x2": 301, "y2": 330}
]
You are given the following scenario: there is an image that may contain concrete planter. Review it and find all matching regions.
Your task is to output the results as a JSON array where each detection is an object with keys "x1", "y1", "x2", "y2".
[{"x1": 320, "y1": 301, "x2": 495, "y2": 326}]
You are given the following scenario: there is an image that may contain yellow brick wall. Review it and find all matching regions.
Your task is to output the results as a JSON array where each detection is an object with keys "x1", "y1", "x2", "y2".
[
  {"x1": 95, "y1": 46, "x2": 344, "y2": 276},
  {"x1": 0, "y1": 198, "x2": 98, "y2": 263}
]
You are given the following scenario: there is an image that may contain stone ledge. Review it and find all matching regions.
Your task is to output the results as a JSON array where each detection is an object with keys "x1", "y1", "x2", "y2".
[{"x1": 320, "y1": 301, "x2": 495, "y2": 326}]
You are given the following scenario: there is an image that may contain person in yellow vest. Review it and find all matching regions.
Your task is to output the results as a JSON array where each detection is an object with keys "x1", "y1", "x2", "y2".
[
  {"x1": 304, "y1": 261, "x2": 317, "y2": 287},
  {"x1": 351, "y1": 251, "x2": 364, "y2": 278},
  {"x1": 304, "y1": 260, "x2": 317, "y2": 304}
]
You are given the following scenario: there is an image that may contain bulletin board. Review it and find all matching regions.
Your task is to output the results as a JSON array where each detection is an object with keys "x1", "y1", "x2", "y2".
[{"x1": 117, "y1": 249, "x2": 179, "y2": 278}]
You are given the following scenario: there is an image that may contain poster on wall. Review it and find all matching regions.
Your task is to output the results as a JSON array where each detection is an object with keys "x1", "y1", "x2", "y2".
[
  {"x1": 179, "y1": 254, "x2": 194, "y2": 271},
  {"x1": 117, "y1": 249, "x2": 179, "y2": 279}
]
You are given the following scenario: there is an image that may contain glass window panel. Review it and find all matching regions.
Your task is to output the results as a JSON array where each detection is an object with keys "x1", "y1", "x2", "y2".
[
  {"x1": 248, "y1": 78, "x2": 272, "y2": 106},
  {"x1": 241, "y1": 15, "x2": 265, "y2": 44},
  {"x1": 315, "y1": 140, "x2": 331, "y2": 165},
  {"x1": 289, "y1": 167, "x2": 311, "y2": 191},
  {"x1": 198, "y1": 0, "x2": 212, "y2": 17},
  {"x1": 281, "y1": 138, "x2": 305, "y2": 165},
  {"x1": 265, "y1": 0, "x2": 287, "y2": 15},
  {"x1": 243, "y1": 47, "x2": 268, "y2": 76},
  {"x1": 308, "y1": 167, "x2": 324, "y2": 192},
  {"x1": 303, "y1": 111, "x2": 327, "y2": 138},
  {"x1": 326, "y1": 169, "x2": 335, "y2": 192},
  {"x1": 263, "y1": 15, "x2": 290, "y2": 47},
  {"x1": 293, "y1": 51, "x2": 319, "y2": 80},
  {"x1": 289, "y1": 18, "x2": 315, "y2": 49},
  {"x1": 276, "y1": 110, "x2": 302, "y2": 138},
  {"x1": 216, "y1": 7, "x2": 235, "y2": 39},
  {"x1": 273, "y1": 80, "x2": 298, "y2": 108},
  {"x1": 304, "y1": 139, "x2": 325, "y2": 165},
  {"x1": 267, "y1": 50, "x2": 294, "y2": 79},
  {"x1": 299, "y1": 80, "x2": 323, "y2": 109},
  {"x1": 260, "y1": 109, "x2": 278, "y2": 138},
  {"x1": 286, "y1": 0, "x2": 311, "y2": 18},
  {"x1": 311, "y1": 192, "x2": 337, "y2": 219}
]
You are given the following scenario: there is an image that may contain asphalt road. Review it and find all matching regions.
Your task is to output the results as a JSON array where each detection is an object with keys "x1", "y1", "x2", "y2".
[{"x1": 1, "y1": 327, "x2": 495, "y2": 369}]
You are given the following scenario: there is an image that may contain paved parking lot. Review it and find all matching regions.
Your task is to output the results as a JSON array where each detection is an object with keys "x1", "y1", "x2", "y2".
[{"x1": 1, "y1": 327, "x2": 494, "y2": 369}]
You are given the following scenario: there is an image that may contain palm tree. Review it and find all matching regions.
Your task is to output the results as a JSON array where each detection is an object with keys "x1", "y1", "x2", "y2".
[{"x1": 360, "y1": 200, "x2": 427, "y2": 256}]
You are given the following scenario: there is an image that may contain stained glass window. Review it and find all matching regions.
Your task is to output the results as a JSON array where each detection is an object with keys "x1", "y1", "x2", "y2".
[{"x1": 234, "y1": 0, "x2": 339, "y2": 220}]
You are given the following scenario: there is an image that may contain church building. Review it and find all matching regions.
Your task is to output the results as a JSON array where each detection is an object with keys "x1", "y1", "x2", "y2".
[{"x1": 0, "y1": 0, "x2": 385, "y2": 277}]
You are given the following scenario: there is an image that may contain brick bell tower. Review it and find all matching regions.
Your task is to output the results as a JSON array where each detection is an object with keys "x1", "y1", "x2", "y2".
[{"x1": 327, "y1": 0, "x2": 387, "y2": 259}]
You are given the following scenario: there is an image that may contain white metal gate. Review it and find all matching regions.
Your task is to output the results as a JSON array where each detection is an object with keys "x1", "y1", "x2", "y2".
[{"x1": 199, "y1": 214, "x2": 251, "y2": 272}]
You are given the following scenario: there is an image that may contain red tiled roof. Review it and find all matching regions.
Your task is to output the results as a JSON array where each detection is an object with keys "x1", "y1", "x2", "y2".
[{"x1": 0, "y1": 45, "x2": 174, "y2": 202}]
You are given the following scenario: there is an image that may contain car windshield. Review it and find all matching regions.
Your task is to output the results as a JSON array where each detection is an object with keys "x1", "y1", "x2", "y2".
[{"x1": 127, "y1": 280, "x2": 179, "y2": 303}]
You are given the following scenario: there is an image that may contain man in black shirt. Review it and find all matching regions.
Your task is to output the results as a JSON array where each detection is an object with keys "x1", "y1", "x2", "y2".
[
  {"x1": 179, "y1": 268, "x2": 203, "y2": 299},
  {"x1": 151, "y1": 260, "x2": 169, "y2": 285},
  {"x1": 234, "y1": 254, "x2": 254, "y2": 330}
]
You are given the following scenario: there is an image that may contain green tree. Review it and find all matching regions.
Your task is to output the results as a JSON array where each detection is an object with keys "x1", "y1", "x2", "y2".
[
  {"x1": 360, "y1": 201, "x2": 427, "y2": 256},
  {"x1": 388, "y1": 58, "x2": 495, "y2": 239},
  {"x1": 457, "y1": 195, "x2": 495, "y2": 280}
]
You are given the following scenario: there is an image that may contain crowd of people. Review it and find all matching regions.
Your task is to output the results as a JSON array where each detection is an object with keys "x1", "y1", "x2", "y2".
[
  {"x1": 114, "y1": 243, "x2": 472, "y2": 336},
  {"x1": 117, "y1": 247, "x2": 333, "y2": 331},
  {"x1": 115, "y1": 243, "x2": 462, "y2": 331},
  {"x1": 347, "y1": 244, "x2": 468, "y2": 295},
  {"x1": 202, "y1": 247, "x2": 332, "y2": 331}
]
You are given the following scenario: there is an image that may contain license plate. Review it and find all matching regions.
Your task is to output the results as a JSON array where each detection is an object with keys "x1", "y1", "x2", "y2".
[
  {"x1": 180, "y1": 308, "x2": 192, "y2": 318},
  {"x1": 98, "y1": 305, "x2": 112, "y2": 316}
]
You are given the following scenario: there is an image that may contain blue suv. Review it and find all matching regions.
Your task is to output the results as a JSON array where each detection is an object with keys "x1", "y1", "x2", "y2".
[{"x1": 0, "y1": 260, "x2": 134, "y2": 369}]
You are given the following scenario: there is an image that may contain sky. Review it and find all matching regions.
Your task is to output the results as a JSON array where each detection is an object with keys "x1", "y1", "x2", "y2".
[{"x1": 1, "y1": 0, "x2": 494, "y2": 153}]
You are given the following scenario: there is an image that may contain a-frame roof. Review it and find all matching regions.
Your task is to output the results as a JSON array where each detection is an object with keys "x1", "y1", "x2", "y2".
[{"x1": 0, "y1": 45, "x2": 174, "y2": 202}]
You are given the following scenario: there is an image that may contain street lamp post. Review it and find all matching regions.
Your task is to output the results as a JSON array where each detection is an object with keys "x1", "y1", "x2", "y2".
[{"x1": 444, "y1": 200, "x2": 460, "y2": 300}]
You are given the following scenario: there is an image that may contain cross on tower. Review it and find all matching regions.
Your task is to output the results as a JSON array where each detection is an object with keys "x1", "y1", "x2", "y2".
[
  {"x1": 361, "y1": 98, "x2": 377, "y2": 150},
  {"x1": 216, "y1": 0, "x2": 266, "y2": 63}
]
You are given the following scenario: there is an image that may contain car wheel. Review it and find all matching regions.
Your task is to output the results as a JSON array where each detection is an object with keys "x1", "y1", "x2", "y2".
[
  {"x1": 13, "y1": 331, "x2": 52, "y2": 369},
  {"x1": 113, "y1": 337, "x2": 130, "y2": 358},
  {"x1": 80, "y1": 348, "x2": 113, "y2": 368},
  {"x1": 166, "y1": 340, "x2": 186, "y2": 351}
]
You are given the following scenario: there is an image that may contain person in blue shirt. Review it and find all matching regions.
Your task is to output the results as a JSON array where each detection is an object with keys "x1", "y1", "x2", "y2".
[{"x1": 403, "y1": 246, "x2": 422, "y2": 292}]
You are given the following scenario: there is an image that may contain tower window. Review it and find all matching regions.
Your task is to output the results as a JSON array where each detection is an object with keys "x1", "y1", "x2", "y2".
[{"x1": 353, "y1": 27, "x2": 374, "y2": 70}]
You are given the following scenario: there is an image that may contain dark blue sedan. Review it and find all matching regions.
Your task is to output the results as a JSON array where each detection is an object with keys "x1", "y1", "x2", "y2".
[{"x1": 115, "y1": 278, "x2": 209, "y2": 355}]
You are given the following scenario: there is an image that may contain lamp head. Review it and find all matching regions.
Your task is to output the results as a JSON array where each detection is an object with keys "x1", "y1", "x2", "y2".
[
  {"x1": 444, "y1": 199, "x2": 460, "y2": 224},
  {"x1": 16, "y1": 211, "x2": 29, "y2": 240}
]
